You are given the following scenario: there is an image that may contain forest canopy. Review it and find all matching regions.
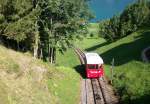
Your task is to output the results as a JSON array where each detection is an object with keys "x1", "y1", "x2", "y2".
[{"x1": 0, "y1": 0, "x2": 93, "y2": 63}]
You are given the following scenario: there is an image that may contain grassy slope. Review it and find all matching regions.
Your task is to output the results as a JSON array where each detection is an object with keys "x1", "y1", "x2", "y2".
[
  {"x1": 57, "y1": 23, "x2": 150, "y2": 104},
  {"x1": 0, "y1": 46, "x2": 51, "y2": 104},
  {"x1": 0, "y1": 45, "x2": 80, "y2": 104},
  {"x1": 47, "y1": 66, "x2": 80, "y2": 104}
]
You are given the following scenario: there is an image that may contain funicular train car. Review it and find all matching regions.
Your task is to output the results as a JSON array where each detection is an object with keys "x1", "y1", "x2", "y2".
[{"x1": 85, "y1": 52, "x2": 104, "y2": 78}]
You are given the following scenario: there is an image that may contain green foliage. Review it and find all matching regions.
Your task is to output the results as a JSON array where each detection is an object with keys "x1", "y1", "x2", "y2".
[
  {"x1": 0, "y1": 0, "x2": 93, "y2": 63},
  {"x1": 37, "y1": 0, "x2": 93, "y2": 62},
  {"x1": 100, "y1": 0, "x2": 150, "y2": 42},
  {"x1": 0, "y1": 0, "x2": 36, "y2": 42}
]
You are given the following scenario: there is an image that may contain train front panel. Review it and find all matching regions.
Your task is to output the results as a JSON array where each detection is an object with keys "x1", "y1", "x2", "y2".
[{"x1": 86, "y1": 64, "x2": 104, "y2": 78}]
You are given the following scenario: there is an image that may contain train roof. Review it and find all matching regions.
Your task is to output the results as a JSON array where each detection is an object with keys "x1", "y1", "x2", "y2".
[{"x1": 85, "y1": 52, "x2": 104, "y2": 64}]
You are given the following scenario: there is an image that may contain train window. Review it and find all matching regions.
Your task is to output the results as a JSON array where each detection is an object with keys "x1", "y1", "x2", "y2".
[
  {"x1": 88, "y1": 65, "x2": 99, "y2": 69},
  {"x1": 88, "y1": 65, "x2": 95, "y2": 69},
  {"x1": 95, "y1": 65, "x2": 98, "y2": 69}
]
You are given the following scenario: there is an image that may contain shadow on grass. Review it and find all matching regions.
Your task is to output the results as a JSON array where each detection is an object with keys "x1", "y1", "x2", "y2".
[
  {"x1": 145, "y1": 48, "x2": 150, "y2": 61},
  {"x1": 122, "y1": 93, "x2": 150, "y2": 104},
  {"x1": 85, "y1": 41, "x2": 110, "y2": 52},
  {"x1": 74, "y1": 65, "x2": 86, "y2": 79},
  {"x1": 101, "y1": 32, "x2": 150, "y2": 66}
]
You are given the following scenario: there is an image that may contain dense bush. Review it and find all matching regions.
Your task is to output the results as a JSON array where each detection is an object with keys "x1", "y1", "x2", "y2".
[{"x1": 114, "y1": 62, "x2": 150, "y2": 104}]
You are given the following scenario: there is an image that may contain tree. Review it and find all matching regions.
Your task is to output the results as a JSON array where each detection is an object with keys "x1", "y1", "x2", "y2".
[
  {"x1": 100, "y1": 0, "x2": 150, "y2": 42},
  {"x1": 35, "y1": 0, "x2": 93, "y2": 63},
  {"x1": 0, "y1": 0, "x2": 41, "y2": 51},
  {"x1": 0, "y1": 0, "x2": 93, "y2": 63}
]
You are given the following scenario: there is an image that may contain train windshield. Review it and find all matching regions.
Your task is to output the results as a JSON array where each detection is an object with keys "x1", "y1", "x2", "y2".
[{"x1": 88, "y1": 65, "x2": 98, "y2": 69}]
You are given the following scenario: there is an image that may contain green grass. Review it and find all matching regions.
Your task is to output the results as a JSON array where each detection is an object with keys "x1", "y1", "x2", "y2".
[
  {"x1": 87, "y1": 23, "x2": 100, "y2": 37},
  {"x1": 47, "y1": 66, "x2": 80, "y2": 104},
  {"x1": 56, "y1": 49, "x2": 80, "y2": 67}
]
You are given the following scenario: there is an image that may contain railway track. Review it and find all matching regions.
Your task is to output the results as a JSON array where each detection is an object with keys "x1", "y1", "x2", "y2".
[
  {"x1": 74, "y1": 48, "x2": 86, "y2": 64},
  {"x1": 74, "y1": 48, "x2": 119, "y2": 104},
  {"x1": 91, "y1": 78, "x2": 105, "y2": 104}
]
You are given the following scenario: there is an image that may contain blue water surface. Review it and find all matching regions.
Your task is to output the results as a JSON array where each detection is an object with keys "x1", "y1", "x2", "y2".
[{"x1": 89, "y1": 0, "x2": 136, "y2": 22}]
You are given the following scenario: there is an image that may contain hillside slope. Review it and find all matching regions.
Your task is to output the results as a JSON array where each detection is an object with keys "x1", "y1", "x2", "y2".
[
  {"x1": 0, "y1": 45, "x2": 52, "y2": 104},
  {"x1": 0, "y1": 45, "x2": 80, "y2": 104}
]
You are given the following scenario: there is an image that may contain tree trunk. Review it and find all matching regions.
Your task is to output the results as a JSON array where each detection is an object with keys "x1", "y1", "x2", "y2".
[
  {"x1": 33, "y1": 31, "x2": 39, "y2": 58},
  {"x1": 48, "y1": 45, "x2": 51, "y2": 62},
  {"x1": 53, "y1": 47, "x2": 56, "y2": 63},
  {"x1": 50, "y1": 47, "x2": 53, "y2": 64},
  {"x1": 49, "y1": 18, "x2": 54, "y2": 64},
  {"x1": 17, "y1": 42, "x2": 20, "y2": 51},
  {"x1": 40, "y1": 48, "x2": 43, "y2": 59},
  {"x1": 33, "y1": 20, "x2": 39, "y2": 58}
]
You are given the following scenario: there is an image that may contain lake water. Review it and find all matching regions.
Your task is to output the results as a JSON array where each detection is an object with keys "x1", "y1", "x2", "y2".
[{"x1": 89, "y1": 0, "x2": 136, "y2": 22}]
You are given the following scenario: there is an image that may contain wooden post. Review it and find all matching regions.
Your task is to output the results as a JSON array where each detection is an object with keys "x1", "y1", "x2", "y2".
[{"x1": 110, "y1": 58, "x2": 114, "y2": 84}]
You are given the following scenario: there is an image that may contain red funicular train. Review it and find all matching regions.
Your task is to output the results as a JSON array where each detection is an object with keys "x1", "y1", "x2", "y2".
[{"x1": 85, "y1": 52, "x2": 104, "y2": 78}]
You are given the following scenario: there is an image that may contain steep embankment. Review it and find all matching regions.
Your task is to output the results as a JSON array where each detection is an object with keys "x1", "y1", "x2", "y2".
[
  {"x1": 0, "y1": 45, "x2": 51, "y2": 104},
  {"x1": 0, "y1": 45, "x2": 80, "y2": 104}
]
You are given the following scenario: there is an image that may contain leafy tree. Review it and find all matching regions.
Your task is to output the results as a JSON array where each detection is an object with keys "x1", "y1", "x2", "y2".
[
  {"x1": 100, "y1": 0, "x2": 150, "y2": 42},
  {"x1": 0, "y1": 0, "x2": 40, "y2": 51},
  {"x1": 36, "y1": 0, "x2": 93, "y2": 63},
  {"x1": 0, "y1": 0, "x2": 93, "y2": 63}
]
